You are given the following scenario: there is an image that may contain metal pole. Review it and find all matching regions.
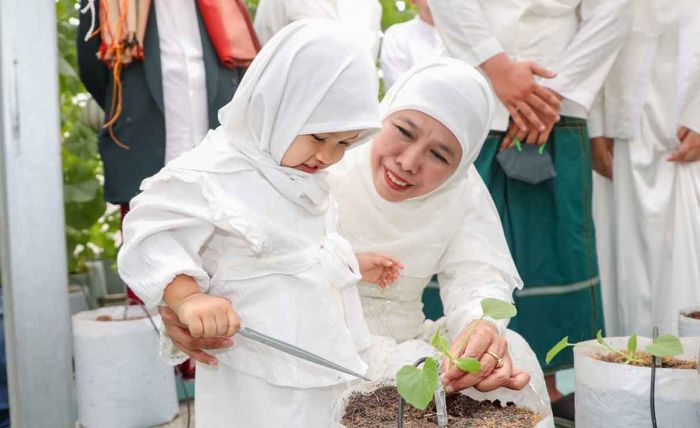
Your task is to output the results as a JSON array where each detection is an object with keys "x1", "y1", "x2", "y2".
[{"x1": 0, "y1": 1, "x2": 75, "y2": 426}]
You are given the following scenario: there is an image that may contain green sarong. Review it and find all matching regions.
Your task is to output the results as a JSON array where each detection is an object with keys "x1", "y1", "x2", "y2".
[{"x1": 474, "y1": 116, "x2": 605, "y2": 373}]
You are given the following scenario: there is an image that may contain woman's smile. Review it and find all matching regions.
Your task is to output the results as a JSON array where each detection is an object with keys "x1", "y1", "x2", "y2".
[{"x1": 384, "y1": 166, "x2": 414, "y2": 191}]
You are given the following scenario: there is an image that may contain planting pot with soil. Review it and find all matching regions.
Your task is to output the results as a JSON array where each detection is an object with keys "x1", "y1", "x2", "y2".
[
  {"x1": 334, "y1": 379, "x2": 549, "y2": 427},
  {"x1": 334, "y1": 299, "x2": 552, "y2": 427},
  {"x1": 72, "y1": 306, "x2": 178, "y2": 428},
  {"x1": 573, "y1": 336, "x2": 700, "y2": 427},
  {"x1": 679, "y1": 306, "x2": 700, "y2": 337}
]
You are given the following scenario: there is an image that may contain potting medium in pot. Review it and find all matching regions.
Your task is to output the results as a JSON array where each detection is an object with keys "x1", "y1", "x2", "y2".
[
  {"x1": 72, "y1": 306, "x2": 178, "y2": 427},
  {"x1": 333, "y1": 379, "x2": 552, "y2": 427},
  {"x1": 574, "y1": 336, "x2": 700, "y2": 428},
  {"x1": 679, "y1": 306, "x2": 700, "y2": 337}
]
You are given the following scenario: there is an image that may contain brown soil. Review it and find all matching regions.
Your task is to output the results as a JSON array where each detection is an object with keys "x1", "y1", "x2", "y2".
[
  {"x1": 682, "y1": 311, "x2": 700, "y2": 320},
  {"x1": 341, "y1": 386, "x2": 541, "y2": 428},
  {"x1": 595, "y1": 351, "x2": 697, "y2": 369},
  {"x1": 95, "y1": 315, "x2": 146, "y2": 322}
]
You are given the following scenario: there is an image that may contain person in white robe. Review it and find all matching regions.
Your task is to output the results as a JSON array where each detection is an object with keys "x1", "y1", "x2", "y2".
[
  {"x1": 117, "y1": 20, "x2": 392, "y2": 427},
  {"x1": 380, "y1": 0, "x2": 446, "y2": 89},
  {"x1": 254, "y1": 0, "x2": 382, "y2": 60},
  {"x1": 590, "y1": 0, "x2": 700, "y2": 337},
  {"x1": 160, "y1": 59, "x2": 555, "y2": 426}
]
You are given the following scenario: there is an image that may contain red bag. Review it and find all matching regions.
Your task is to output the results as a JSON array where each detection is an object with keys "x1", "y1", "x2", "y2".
[{"x1": 197, "y1": 0, "x2": 261, "y2": 68}]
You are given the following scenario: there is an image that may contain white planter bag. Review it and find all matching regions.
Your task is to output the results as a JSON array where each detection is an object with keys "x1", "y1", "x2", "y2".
[
  {"x1": 679, "y1": 307, "x2": 700, "y2": 337},
  {"x1": 72, "y1": 306, "x2": 179, "y2": 428},
  {"x1": 332, "y1": 378, "x2": 553, "y2": 427},
  {"x1": 575, "y1": 336, "x2": 700, "y2": 428}
]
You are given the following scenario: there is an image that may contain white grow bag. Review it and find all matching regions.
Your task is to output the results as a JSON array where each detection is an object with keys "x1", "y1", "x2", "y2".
[
  {"x1": 333, "y1": 378, "x2": 553, "y2": 427},
  {"x1": 72, "y1": 306, "x2": 179, "y2": 428},
  {"x1": 574, "y1": 336, "x2": 700, "y2": 428},
  {"x1": 679, "y1": 307, "x2": 700, "y2": 337}
]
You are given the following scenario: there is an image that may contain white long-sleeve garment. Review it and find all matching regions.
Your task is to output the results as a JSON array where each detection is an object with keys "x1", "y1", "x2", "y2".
[
  {"x1": 118, "y1": 20, "x2": 382, "y2": 427},
  {"x1": 153, "y1": 0, "x2": 209, "y2": 163},
  {"x1": 380, "y1": 17, "x2": 446, "y2": 89},
  {"x1": 591, "y1": 0, "x2": 700, "y2": 336},
  {"x1": 254, "y1": 0, "x2": 382, "y2": 59},
  {"x1": 430, "y1": 0, "x2": 631, "y2": 131}
]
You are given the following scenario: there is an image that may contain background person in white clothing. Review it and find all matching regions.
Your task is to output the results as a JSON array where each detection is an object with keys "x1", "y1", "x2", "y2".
[
  {"x1": 429, "y1": 0, "x2": 631, "y2": 423},
  {"x1": 590, "y1": 0, "x2": 700, "y2": 338},
  {"x1": 254, "y1": 0, "x2": 383, "y2": 60},
  {"x1": 380, "y1": 0, "x2": 446, "y2": 89}
]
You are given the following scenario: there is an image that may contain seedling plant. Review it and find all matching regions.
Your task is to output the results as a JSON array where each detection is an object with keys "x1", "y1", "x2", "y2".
[
  {"x1": 546, "y1": 330, "x2": 684, "y2": 365},
  {"x1": 395, "y1": 298, "x2": 517, "y2": 410}
]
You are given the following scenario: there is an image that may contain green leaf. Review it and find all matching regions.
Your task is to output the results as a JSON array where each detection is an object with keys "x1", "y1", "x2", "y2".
[
  {"x1": 396, "y1": 358, "x2": 439, "y2": 410},
  {"x1": 627, "y1": 334, "x2": 637, "y2": 354},
  {"x1": 645, "y1": 334, "x2": 684, "y2": 357},
  {"x1": 456, "y1": 357, "x2": 481, "y2": 373},
  {"x1": 480, "y1": 298, "x2": 517, "y2": 320},
  {"x1": 546, "y1": 337, "x2": 572, "y2": 365},
  {"x1": 596, "y1": 330, "x2": 605, "y2": 345},
  {"x1": 430, "y1": 331, "x2": 452, "y2": 357}
]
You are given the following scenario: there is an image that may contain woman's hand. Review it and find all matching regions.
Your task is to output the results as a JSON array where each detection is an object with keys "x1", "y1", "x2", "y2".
[
  {"x1": 669, "y1": 126, "x2": 700, "y2": 162},
  {"x1": 591, "y1": 137, "x2": 614, "y2": 179},
  {"x1": 441, "y1": 320, "x2": 530, "y2": 393},
  {"x1": 160, "y1": 306, "x2": 233, "y2": 366},
  {"x1": 356, "y1": 252, "x2": 404, "y2": 288}
]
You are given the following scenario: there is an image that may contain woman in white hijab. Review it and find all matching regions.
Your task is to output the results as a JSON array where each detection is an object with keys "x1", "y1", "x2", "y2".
[
  {"x1": 118, "y1": 20, "x2": 391, "y2": 427},
  {"x1": 161, "y1": 58, "x2": 552, "y2": 420}
]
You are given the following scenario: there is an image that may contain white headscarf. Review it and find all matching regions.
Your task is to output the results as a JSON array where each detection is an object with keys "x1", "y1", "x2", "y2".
[
  {"x1": 329, "y1": 58, "x2": 520, "y2": 282},
  {"x1": 168, "y1": 19, "x2": 381, "y2": 215}
]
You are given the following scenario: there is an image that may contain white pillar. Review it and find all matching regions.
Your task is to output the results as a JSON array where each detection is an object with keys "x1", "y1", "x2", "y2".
[{"x1": 0, "y1": 1, "x2": 75, "y2": 426}]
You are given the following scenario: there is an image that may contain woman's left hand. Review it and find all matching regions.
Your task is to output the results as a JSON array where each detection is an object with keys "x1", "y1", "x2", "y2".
[
  {"x1": 441, "y1": 320, "x2": 530, "y2": 393},
  {"x1": 356, "y1": 252, "x2": 404, "y2": 288}
]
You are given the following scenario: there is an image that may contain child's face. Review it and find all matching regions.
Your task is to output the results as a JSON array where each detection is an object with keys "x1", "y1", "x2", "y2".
[
  {"x1": 281, "y1": 130, "x2": 362, "y2": 173},
  {"x1": 370, "y1": 110, "x2": 462, "y2": 202}
]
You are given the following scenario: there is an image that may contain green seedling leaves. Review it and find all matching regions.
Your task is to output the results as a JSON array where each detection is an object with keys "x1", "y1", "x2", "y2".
[
  {"x1": 596, "y1": 329, "x2": 605, "y2": 345},
  {"x1": 645, "y1": 334, "x2": 683, "y2": 357},
  {"x1": 431, "y1": 331, "x2": 452, "y2": 358},
  {"x1": 396, "y1": 358, "x2": 439, "y2": 410},
  {"x1": 627, "y1": 334, "x2": 638, "y2": 354},
  {"x1": 546, "y1": 336, "x2": 573, "y2": 364},
  {"x1": 480, "y1": 298, "x2": 517, "y2": 320},
  {"x1": 456, "y1": 357, "x2": 481, "y2": 373}
]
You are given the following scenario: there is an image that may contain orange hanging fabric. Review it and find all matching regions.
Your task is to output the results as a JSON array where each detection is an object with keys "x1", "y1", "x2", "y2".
[
  {"x1": 197, "y1": 0, "x2": 260, "y2": 68},
  {"x1": 88, "y1": 0, "x2": 151, "y2": 148}
]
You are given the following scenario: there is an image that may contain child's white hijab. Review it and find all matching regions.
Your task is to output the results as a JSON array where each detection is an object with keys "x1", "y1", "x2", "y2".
[
  {"x1": 329, "y1": 59, "x2": 521, "y2": 285},
  {"x1": 168, "y1": 20, "x2": 381, "y2": 215}
]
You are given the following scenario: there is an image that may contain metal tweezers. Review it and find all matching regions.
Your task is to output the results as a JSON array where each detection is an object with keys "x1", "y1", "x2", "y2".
[{"x1": 238, "y1": 326, "x2": 370, "y2": 381}]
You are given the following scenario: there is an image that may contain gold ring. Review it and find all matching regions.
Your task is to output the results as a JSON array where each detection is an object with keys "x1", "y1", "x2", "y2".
[{"x1": 486, "y1": 351, "x2": 504, "y2": 368}]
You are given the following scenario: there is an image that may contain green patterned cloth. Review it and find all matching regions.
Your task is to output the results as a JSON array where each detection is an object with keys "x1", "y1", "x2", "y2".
[{"x1": 474, "y1": 116, "x2": 605, "y2": 372}]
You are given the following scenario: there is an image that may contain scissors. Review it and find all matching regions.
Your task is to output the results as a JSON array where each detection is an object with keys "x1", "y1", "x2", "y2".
[{"x1": 238, "y1": 326, "x2": 370, "y2": 381}]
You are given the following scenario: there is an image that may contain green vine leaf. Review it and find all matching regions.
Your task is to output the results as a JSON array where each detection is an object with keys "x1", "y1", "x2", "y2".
[
  {"x1": 456, "y1": 357, "x2": 481, "y2": 373},
  {"x1": 596, "y1": 330, "x2": 605, "y2": 345},
  {"x1": 627, "y1": 334, "x2": 637, "y2": 354},
  {"x1": 546, "y1": 337, "x2": 573, "y2": 364},
  {"x1": 480, "y1": 298, "x2": 517, "y2": 320},
  {"x1": 396, "y1": 358, "x2": 439, "y2": 410},
  {"x1": 430, "y1": 331, "x2": 452, "y2": 358},
  {"x1": 645, "y1": 335, "x2": 683, "y2": 357}
]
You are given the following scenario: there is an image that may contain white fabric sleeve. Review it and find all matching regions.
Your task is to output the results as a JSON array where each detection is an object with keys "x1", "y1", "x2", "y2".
[
  {"x1": 287, "y1": 0, "x2": 338, "y2": 22},
  {"x1": 680, "y1": 67, "x2": 700, "y2": 133},
  {"x1": 542, "y1": 0, "x2": 631, "y2": 110},
  {"x1": 587, "y1": 90, "x2": 606, "y2": 138},
  {"x1": 379, "y1": 26, "x2": 410, "y2": 90},
  {"x1": 117, "y1": 178, "x2": 216, "y2": 308},
  {"x1": 429, "y1": 0, "x2": 504, "y2": 66}
]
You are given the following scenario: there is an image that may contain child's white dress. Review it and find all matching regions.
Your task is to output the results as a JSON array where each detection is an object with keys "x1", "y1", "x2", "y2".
[{"x1": 119, "y1": 166, "x2": 371, "y2": 427}]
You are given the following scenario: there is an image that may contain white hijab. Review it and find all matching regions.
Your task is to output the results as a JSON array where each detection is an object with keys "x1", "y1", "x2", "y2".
[
  {"x1": 329, "y1": 58, "x2": 520, "y2": 283},
  {"x1": 168, "y1": 19, "x2": 381, "y2": 215}
]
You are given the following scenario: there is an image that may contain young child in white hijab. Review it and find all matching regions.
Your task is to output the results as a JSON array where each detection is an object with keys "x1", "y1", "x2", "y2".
[{"x1": 118, "y1": 20, "x2": 399, "y2": 427}]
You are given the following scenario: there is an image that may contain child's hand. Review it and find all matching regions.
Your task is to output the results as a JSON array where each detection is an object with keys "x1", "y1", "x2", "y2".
[
  {"x1": 174, "y1": 293, "x2": 241, "y2": 338},
  {"x1": 356, "y1": 252, "x2": 404, "y2": 288}
]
